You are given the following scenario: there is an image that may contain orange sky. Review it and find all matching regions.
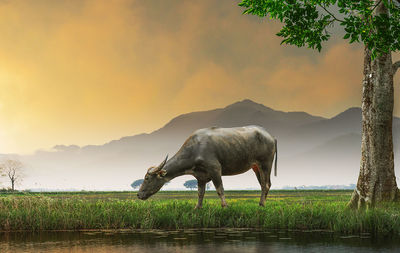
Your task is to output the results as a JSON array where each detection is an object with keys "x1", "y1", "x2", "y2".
[{"x1": 0, "y1": 0, "x2": 399, "y2": 154}]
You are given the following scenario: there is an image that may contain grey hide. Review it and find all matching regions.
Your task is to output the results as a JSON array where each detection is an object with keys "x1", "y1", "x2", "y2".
[{"x1": 137, "y1": 125, "x2": 277, "y2": 208}]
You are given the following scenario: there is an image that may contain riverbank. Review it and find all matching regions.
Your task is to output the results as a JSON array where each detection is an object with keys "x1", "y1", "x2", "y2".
[{"x1": 0, "y1": 191, "x2": 399, "y2": 234}]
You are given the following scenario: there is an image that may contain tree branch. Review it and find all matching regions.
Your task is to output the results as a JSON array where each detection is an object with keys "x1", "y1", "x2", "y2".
[
  {"x1": 394, "y1": 61, "x2": 400, "y2": 74},
  {"x1": 371, "y1": 0, "x2": 382, "y2": 13},
  {"x1": 393, "y1": 0, "x2": 400, "y2": 9},
  {"x1": 320, "y1": 4, "x2": 344, "y2": 22}
]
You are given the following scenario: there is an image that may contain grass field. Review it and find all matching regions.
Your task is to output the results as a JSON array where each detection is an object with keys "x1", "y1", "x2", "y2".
[{"x1": 0, "y1": 190, "x2": 399, "y2": 235}]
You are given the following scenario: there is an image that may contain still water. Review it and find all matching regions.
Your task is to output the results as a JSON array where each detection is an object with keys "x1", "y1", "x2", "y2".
[{"x1": 1, "y1": 229, "x2": 399, "y2": 253}]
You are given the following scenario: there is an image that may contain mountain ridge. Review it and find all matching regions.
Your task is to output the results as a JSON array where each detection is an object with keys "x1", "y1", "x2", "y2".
[{"x1": 52, "y1": 99, "x2": 332, "y2": 151}]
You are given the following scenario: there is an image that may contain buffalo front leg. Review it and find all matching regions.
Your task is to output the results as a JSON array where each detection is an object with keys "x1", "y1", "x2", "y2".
[
  {"x1": 212, "y1": 176, "x2": 227, "y2": 208},
  {"x1": 195, "y1": 180, "x2": 206, "y2": 209}
]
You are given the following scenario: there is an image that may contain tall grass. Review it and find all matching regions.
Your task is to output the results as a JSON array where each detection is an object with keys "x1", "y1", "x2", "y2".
[{"x1": 0, "y1": 193, "x2": 399, "y2": 234}]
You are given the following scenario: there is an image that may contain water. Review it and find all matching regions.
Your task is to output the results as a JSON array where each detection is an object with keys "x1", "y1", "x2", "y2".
[{"x1": 1, "y1": 229, "x2": 399, "y2": 253}]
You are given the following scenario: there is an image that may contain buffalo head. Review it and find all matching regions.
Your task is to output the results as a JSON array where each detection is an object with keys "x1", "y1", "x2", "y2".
[{"x1": 137, "y1": 155, "x2": 168, "y2": 200}]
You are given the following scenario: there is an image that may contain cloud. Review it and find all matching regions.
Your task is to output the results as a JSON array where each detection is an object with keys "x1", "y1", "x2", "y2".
[
  {"x1": 264, "y1": 43, "x2": 363, "y2": 116},
  {"x1": 0, "y1": 0, "x2": 395, "y2": 154}
]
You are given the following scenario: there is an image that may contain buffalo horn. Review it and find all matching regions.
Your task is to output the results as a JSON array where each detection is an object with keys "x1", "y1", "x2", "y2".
[
  {"x1": 157, "y1": 155, "x2": 168, "y2": 170},
  {"x1": 148, "y1": 155, "x2": 168, "y2": 174}
]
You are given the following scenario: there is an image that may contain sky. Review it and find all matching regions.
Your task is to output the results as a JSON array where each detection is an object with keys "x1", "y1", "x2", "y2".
[{"x1": 0, "y1": 0, "x2": 399, "y2": 154}]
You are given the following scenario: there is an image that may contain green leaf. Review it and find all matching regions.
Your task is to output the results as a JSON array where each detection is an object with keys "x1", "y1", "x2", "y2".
[{"x1": 238, "y1": 0, "x2": 400, "y2": 54}]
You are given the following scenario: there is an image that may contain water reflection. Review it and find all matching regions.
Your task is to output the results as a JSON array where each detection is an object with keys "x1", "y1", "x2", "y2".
[{"x1": 1, "y1": 229, "x2": 399, "y2": 253}]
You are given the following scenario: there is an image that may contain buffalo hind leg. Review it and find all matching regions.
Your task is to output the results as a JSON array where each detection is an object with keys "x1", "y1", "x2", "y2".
[
  {"x1": 253, "y1": 163, "x2": 267, "y2": 206},
  {"x1": 211, "y1": 175, "x2": 227, "y2": 208},
  {"x1": 258, "y1": 160, "x2": 273, "y2": 207},
  {"x1": 195, "y1": 180, "x2": 207, "y2": 209},
  {"x1": 253, "y1": 164, "x2": 266, "y2": 206},
  {"x1": 252, "y1": 164, "x2": 262, "y2": 188}
]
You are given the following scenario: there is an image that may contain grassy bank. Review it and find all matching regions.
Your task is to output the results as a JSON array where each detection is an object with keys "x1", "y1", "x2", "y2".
[{"x1": 0, "y1": 191, "x2": 399, "y2": 235}]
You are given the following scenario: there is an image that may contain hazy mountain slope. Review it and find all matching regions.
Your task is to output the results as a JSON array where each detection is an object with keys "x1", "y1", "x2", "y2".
[
  {"x1": 278, "y1": 107, "x2": 361, "y2": 156},
  {"x1": 11, "y1": 99, "x2": 400, "y2": 190},
  {"x1": 279, "y1": 133, "x2": 362, "y2": 186}
]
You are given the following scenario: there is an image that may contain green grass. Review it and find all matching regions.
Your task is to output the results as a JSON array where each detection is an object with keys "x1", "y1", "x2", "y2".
[{"x1": 0, "y1": 190, "x2": 399, "y2": 234}]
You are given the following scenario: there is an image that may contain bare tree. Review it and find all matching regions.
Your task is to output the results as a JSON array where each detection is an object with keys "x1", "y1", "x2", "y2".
[{"x1": 0, "y1": 159, "x2": 24, "y2": 191}]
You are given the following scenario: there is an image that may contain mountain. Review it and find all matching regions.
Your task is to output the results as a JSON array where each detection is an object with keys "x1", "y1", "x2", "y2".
[
  {"x1": 80, "y1": 99, "x2": 325, "y2": 155},
  {"x1": 156, "y1": 99, "x2": 325, "y2": 138},
  {"x1": 13, "y1": 99, "x2": 400, "y2": 190}
]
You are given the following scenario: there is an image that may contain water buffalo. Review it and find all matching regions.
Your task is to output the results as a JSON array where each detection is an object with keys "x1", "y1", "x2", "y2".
[{"x1": 137, "y1": 125, "x2": 277, "y2": 208}]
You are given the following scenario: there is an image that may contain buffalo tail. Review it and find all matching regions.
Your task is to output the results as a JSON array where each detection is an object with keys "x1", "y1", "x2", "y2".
[{"x1": 274, "y1": 138, "x2": 278, "y2": 177}]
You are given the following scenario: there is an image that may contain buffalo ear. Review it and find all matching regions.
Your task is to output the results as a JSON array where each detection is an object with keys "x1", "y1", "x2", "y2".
[
  {"x1": 158, "y1": 169, "x2": 167, "y2": 177},
  {"x1": 147, "y1": 166, "x2": 157, "y2": 174}
]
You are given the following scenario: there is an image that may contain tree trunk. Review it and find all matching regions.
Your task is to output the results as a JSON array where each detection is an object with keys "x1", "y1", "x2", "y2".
[
  {"x1": 11, "y1": 180, "x2": 14, "y2": 191},
  {"x1": 348, "y1": 45, "x2": 399, "y2": 208}
]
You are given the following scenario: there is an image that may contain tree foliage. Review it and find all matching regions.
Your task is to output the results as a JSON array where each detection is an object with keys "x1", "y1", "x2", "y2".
[
  {"x1": 184, "y1": 179, "x2": 198, "y2": 190},
  {"x1": 183, "y1": 179, "x2": 211, "y2": 190},
  {"x1": 239, "y1": 0, "x2": 400, "y2": 58},
  {"x1": 131, "y1": 179, "x2": 144, "y2": 189}
]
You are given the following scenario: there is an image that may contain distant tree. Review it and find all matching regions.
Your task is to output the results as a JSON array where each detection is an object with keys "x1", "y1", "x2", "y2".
[
  {"x1": 131, "y1": 179, "x2": 144, "y2": 190},
  {"x1": 184, "y1": 179, "x2": 210, "y2": 190},
  {"x1": 184, "y1": 179, "x2": 198, "y2": 190},
  {"x1": 0, "y1": 159, "x2": 24, "y2": 191}
]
